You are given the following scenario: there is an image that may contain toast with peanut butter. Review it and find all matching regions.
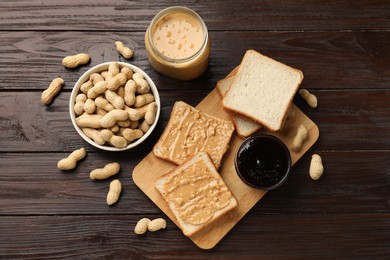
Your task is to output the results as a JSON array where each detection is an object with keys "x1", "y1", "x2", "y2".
[
  {"x1": 155, "y1": 152, "x2": 238, "y2": 237},
  {"x1": 153, "y1": 101, "x2": 235, "y2": 169}
]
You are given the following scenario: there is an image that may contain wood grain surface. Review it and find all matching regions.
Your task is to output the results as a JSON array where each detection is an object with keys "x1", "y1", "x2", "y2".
[
  {"x1": 1, "y1": 0, "x2": 389, "y2": 31},
  {"x1": 0, "y1": 0, "x2": 389, "y2": 258},
  {"x1": 1, "y1": 31, "x2": 389, "y2": 90}
]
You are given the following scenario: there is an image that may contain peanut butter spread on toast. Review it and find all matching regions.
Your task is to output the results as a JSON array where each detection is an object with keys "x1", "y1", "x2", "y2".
[
  {"x1": 163, "y1": 159, "x2": 232, "y2": 225},
  {"x1": 154, "y1": 102, "x2": 235, "y2": 168}
]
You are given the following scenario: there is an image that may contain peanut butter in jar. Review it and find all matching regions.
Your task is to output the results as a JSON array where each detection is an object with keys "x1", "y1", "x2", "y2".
[{"x1": 145, "y1": 6, "x2": 211, "y2": 81}]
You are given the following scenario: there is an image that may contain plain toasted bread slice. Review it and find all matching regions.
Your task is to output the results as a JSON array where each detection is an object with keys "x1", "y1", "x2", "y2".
[
  {"x1": 217, "y1": 75, "x2": 262, "y2": 137},
  {"x1": 222, "y1": 50, "x2": 303, "y2": 131},
  {"x1": 155, "y1": 152, "x2": 238, "y2": 237},
  {"x1": 153, "y1": 101, "x2": 235, "y2": 169}
]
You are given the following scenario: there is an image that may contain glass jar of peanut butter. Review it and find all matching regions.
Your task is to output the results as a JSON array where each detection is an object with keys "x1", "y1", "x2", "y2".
[{"x1": 145, "y1": 6, "x2": 211, "y2": 81}]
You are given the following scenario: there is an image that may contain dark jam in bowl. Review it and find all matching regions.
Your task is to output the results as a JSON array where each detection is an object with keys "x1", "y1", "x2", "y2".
[{"x1": 235, "y1": 134, "x2": 291, "y2": 190}]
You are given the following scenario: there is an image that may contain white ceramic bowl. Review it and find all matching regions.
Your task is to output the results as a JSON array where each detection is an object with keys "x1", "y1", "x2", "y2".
[{"x1": 69, "y1": 62, "x2": 160, "y2": 151}]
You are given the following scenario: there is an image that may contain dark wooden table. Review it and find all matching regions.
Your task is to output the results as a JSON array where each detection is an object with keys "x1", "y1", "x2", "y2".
[{"x1": 1, "y1": 1, "x2": 389, "y2": 259}]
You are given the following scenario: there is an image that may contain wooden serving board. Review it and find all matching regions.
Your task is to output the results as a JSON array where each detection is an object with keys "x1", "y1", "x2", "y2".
[{"x1": 132, "y1": 88, "x2": 319, "y2": 249}]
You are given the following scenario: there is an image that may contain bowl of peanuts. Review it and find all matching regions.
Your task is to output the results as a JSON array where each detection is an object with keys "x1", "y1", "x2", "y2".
[{"x1": 69, "y1": 61, "x2": 160, "y2": 151}]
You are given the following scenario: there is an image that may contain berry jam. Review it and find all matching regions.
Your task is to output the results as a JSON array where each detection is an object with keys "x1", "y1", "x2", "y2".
[{"x1": 235, "y1": 134, "x2": 291, "y2": 190}]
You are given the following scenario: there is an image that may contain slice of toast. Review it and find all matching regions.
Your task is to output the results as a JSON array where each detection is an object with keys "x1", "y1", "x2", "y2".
[
  {"x1": 222, "y1": 50, "x2": 303, "y2": 131},
  {"x1": 155, "y1": 152, "x2": 238, "y2": 237},
  {"x1": 217, "y1": 75, "x2": 262, "y2": 137},
  {"x1": 153, "y1": 101, "x2": 235, "y2": 169}
]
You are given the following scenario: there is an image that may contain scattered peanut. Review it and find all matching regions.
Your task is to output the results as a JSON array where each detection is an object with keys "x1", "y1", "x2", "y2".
[
  {"x1": 309, "y1": 154, "x2": 324, "y2": 180},
  {"x1": 62, "y1": 53, "x2": 90, "y2": 69},
  {"x1": 106, "y1": 179, "x2": 122, "y2": 206},
  {"x1": 292, "y1": 124, "x2": 308, "y2": 152},
  {"x1": 299, "y1": 89, "x2": 318, "y2": 108},
  {"x1": 90, "y1": 162, "x2": 120, "y2": 180},
  {"x1": 74, "y1": 93, "x2": 87, "y2": 116},
  {"x1": 115, "y1": 41, "x2": 133, "y2": 59},
  {"x1": 148, "y1": 218, "x2": 167, "y2": 232},
  {"x1": 134, "y1": 218, "x2": 166, "y2": 234},
  {"x1": 134, "y1": 218, "x2": 151, "y2": 235},
  {"x1": 57, "y1": 148, "x2": 86, "y2": 170},
  {"x1": 41, "y1": 77, "x2": 64, "y2": 105}
]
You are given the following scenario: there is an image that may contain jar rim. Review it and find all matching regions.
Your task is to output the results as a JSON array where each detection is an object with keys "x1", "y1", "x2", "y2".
[{"x1": 147, "y1": 6, "x2": 209, "y2": 64}]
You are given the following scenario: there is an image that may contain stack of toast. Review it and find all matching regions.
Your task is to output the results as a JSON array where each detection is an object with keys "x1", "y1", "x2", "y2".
[{"x1": 220, "y1": 49, "x2": 303, "y2": 137}]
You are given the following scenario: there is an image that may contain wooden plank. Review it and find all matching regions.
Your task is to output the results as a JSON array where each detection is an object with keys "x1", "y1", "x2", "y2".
[
  {"x1": 0, "y1": 0, "x2": 389, "y2": 31},
  {"x1": 0, "y1": 0, "x2": 388, "y2": 258},
  {"x1": 1, "y1": 150, "x2": 389, "y2": 215},
  {"x1": 0, "y1": 214, "x2": 388, "y2": 258},
  {"x1": 1, "y1": 89, "x2": 390, "y2": 152},
  {"x1": 0, "y1": 31, "x2": 389, "y2": 90},
  {"x1": 0, "y1": 152, "x2": 157, "y2": 215}
]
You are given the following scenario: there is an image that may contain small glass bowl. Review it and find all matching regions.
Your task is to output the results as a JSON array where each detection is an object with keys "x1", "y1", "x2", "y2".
[{"x1": 235, "y1": 134, "x2": 291, "y2": 190}]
